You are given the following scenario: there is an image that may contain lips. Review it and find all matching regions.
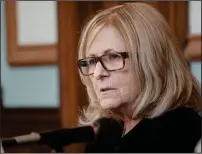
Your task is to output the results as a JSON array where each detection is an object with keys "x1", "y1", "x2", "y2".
[{"x1": 100, "y1": 88, "x2": 115, "y2": 92}]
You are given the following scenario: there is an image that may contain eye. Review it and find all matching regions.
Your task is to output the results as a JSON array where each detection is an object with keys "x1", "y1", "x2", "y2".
[
  {"x1": 88, "y1": 57, "x2": 97, "y2": 65},
  {"x1": 79, "y1": 60, "x2": 88, "y2": 67},
  {"x1": 108, "y1": 53, "x2": 121, "y2": 60}
]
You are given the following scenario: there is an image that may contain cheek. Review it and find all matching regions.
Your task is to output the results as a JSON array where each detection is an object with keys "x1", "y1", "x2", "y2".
[
  {"x1": 116, "y1": 72, "x2": 139, "y2": 102},
  {"x1": 90, "y1": 78, "x2": 99, "y2": 95}
]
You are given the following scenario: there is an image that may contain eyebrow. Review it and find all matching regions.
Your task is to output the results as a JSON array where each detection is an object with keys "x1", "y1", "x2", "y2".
[{"x1": 87, "y1": 48, "x2": 115, "y2": 57}]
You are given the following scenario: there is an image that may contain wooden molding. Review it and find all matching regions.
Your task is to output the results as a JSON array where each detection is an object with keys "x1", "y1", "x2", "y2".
[
  {"x1": 8, "y1": 44, "x2": 58, "y2": 66},
  {"x1": 184, "y1": 34, "x2": 201, "y2": 61},
  {"x1": 5, "y1": 2, "x2": 58, "y2": 66}
]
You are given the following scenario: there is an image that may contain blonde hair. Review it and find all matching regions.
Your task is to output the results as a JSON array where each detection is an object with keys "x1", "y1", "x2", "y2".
[{"x1": 77, "y1": 3, "x2": 201, "y2": 125}]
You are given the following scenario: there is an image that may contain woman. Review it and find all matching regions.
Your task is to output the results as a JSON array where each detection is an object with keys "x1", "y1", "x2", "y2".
[{"x1": 77, "y1": 2, "x2": 201, "y2": 153}]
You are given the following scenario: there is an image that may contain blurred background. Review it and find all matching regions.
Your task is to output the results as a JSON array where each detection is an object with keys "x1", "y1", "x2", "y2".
[{"x1": 0, "y1": 1, "x2": 201, "y2": 153}]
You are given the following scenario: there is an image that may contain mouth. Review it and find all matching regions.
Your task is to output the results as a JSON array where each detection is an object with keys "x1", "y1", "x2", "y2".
[{"x1": 100, "y1": 88, "x2": 116, "y2": 92}]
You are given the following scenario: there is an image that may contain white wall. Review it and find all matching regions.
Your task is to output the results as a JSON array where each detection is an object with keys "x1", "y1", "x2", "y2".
[
  {"x1": 1, "y1": 2, "x2": 59, "y2": 108},
  {"x1": 16, "y1": 1, "x2": 58, "y2": 45},
  {"x1": 189, "y1": 1, "x2": 201, "y2": 83}
]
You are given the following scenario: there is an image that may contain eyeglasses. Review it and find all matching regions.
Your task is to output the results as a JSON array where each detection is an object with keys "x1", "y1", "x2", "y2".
[{"x1": 78, "y1": 52, "x2": 129, "y2": 76}]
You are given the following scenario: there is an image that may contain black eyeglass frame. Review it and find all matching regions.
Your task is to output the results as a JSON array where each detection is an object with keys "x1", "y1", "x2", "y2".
[{"x1": 77, "y1": 52, "x2": 129, "y2": 76}]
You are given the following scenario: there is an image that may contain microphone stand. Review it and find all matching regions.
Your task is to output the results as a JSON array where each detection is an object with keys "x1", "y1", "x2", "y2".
[
  {"x1": 1, "y1": 117, "x2": 124, "y2": 153},
  {"x1": 1, "y1": 138, "x2": 65, "y2": 153}
]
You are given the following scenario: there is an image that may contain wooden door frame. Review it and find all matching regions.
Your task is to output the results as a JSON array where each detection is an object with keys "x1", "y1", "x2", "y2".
[
  {"x1": 57, "y1": 2, "x2": 81, "y2": 152},
  {"x1": 58, "y1": 2, "x2": 79, "y2": 128}
]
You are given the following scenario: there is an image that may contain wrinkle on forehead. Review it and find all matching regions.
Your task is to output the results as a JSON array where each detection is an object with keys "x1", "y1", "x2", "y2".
[{"x1": 86, "y1": 26, "x2": 126, "y2": 57}]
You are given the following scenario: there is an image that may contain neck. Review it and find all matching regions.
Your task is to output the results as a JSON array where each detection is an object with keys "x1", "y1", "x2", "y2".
[
  {"x1": 123, "y1": 117, "x2": 141, "y2": 135},
  {"x1": 108, "y1": 103, "x2": 141, "y2": 135},
  {"x1": 121, "y1": 104, "x2": 141, "y2": 135}
]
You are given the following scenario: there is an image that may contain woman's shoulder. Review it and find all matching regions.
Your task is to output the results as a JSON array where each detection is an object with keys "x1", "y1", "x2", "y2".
[
  {"x1": 151, "y1": 107, "x2": 201, "y2": 135},
  {"x1": 153, "y1": 107, "x2": 201, "y2": 126},
  {"x1": 150, "y1": 107, "x2": 201, "y2": 152}
]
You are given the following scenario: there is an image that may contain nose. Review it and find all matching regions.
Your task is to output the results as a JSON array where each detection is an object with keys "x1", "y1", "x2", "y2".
[{"x1": 93, "y1": 61, "x2": 109, "y2": 80}]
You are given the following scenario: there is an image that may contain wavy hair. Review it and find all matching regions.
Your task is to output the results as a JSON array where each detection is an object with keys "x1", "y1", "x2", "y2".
[{"x1": 77, "y1": 3, "x2": 201, "y2": 125}]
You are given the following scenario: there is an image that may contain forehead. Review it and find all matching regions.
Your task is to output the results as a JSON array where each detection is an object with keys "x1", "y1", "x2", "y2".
[{"x1": 87, "y1": 26, "x2": 126, "y2": 57}]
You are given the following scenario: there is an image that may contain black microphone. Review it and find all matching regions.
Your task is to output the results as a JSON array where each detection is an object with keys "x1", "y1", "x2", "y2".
[{"x1": 1, "y1": 117, "x2": 124, "y2": 149}]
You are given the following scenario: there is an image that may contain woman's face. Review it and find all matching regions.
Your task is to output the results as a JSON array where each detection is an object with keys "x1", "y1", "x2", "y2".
[{"x1": 87, "y1": 26, "x2": 139, "y2": 110}]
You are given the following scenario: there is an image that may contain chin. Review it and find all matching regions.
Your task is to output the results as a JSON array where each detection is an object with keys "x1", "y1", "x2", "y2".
[{"x1": 100, "y1": 98, "x2": 122, "y2": 109}]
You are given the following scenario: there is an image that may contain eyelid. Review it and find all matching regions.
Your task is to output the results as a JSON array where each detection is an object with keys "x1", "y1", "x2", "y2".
[
  {"x1": 106, "y1": 52, "x2": 119, "y2": 54},
  {"x1": 89, "y1": 56, "x2": 96, "y2": 58},
  {"x1": 86, "y1": 52, "x2": 120, "y2": 59},
  {"x1": 87, "y1": 49, "x2": 118, "y2": 57}
]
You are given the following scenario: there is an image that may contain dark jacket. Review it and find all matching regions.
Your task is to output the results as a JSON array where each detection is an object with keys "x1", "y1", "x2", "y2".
[{"x1": 84, "y1": 107, "x2": 201, "y2": 153}]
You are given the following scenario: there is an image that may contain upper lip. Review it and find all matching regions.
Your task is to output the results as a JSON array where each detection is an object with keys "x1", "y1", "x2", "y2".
[{"x1": 100, "y1": 87, "x2": 115, "y2": 92}]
